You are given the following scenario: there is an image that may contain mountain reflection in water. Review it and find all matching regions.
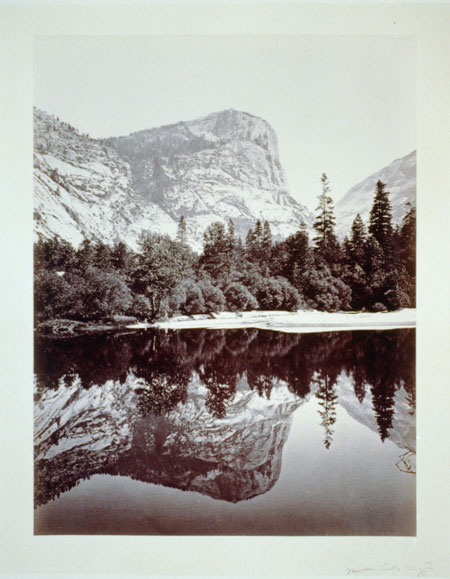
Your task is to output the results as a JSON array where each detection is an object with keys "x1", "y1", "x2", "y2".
[{"x1": 34, "y1": 328, "x2": 415, "y2": 521}]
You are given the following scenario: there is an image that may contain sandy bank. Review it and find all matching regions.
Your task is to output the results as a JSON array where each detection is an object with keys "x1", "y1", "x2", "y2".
[{"x1": 127, "y1": 308, "x2": 416, "y2": 333}]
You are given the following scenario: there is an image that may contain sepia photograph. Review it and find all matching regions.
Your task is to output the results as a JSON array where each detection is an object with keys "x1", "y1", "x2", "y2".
[
  {"x1": 33, "y1": 34, "x2": 416, "y2": 536},
  {"x1": 1, "y1": 3, "x2": 449, "y2": 577}
]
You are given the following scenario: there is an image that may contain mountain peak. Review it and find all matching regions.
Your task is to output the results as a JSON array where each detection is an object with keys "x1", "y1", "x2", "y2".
[
  {"x1": 34, "y1": 108, "x2": 313, "y2": 250},
  {"x1": 117, "y1": 108, "x2": 279, "y2": 158},
  {"x1": 187, "y1": 108, "x2": 277, "y2": 151}
]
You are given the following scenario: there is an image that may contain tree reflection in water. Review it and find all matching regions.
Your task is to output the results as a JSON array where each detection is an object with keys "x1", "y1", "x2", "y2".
[
  {"x1": 314, "y1": 373, "x2": 338, "y2": 449},
  {"x1": 35, "y1": 328, "x2": 415, "y2": 447}
]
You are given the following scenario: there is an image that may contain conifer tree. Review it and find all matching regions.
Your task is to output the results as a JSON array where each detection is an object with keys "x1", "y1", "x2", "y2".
[
  {"x1": 176, "y1": 215, "x2": 188, "y2": 249},
  {"x1": 369, "y1": 180, "x2": 393, "y2": 251},
  {"x1": 226, "y1": 218, "x2": 237, "y2": 255},
  {"x1": 398, "y1": 204, "x2": 416, "y2": 306},
  {"x1": 315, "y1": 372, "x2": 338, "y2": 449},
  {"x1": 246, "y1": 219, "x2": 265, "y2": 265},
  {"x1": 226, "y1": 218, "x2": 237, "y2": 271},
  {"x1": 313, "y1": 173, "x2": 338, "y2": 262},
  {"x1": 259, "y1": 220, "x2": 273, "y2": 274},
  {"x1": 254, "y1": 219, "x2": 263, "y2": 242},
  {"x1": 349, "y1": 213, "x2": 367, "y2": 264},
  {"x1": 399, "y1": 205, "x2": 416, "y2": 276},
  {"x1": 262, "y1": 220, "x2": 272, "y2": 256},
  {"x1": 245, "y1": 227, "x2": 255, "y2": 256}
]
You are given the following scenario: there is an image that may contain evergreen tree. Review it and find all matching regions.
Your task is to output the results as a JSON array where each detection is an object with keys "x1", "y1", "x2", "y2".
[
  {"x1": 314, "y1": 372, "x2": 338, "y2": 449},
  {"x1": 245, "y1": 219, "x2": 265, "y2": 266},
  {"x1": 254, "y1": 219, "x2": 263, "y2": 243},
  {"x1": 262, "y1": 220, "x2": 272, "y2": 257},
  {"x1": 349, "y1": 213, "x2": 367, "y2": 264},
  {"x1": 341, "y1": 214, "x2": 369, "y2": 309},
  {"x1": 227, "y1": 217, "x2": 236, "y2": 241},
  {"x1": 397, "y1": 204, "x2": 416, "y2": 307},
  {"x1": 252, "y1": 219, "x2": 264, "y2": 264},
  {"x1": 226, "y1": 218, "x2": 237, "y2": 269},
  {"x1": 353, "y1": 369, "x2": 367, "y2": 404},
  {"x1": 245, "y1": 227, "x2": 255, "y2": 258},
  {"x1": 399, "y1": 205, "x2": 416, "y2": 278},
  {"x1": 363, "y1": 236, "x2": 386, "y2": 307},
  {"x1": 313, "y1": 173, "x2": 338, "y2": 263},
  {"x1": 369, "y1": 180, "x2": 393, "y2": 251},
  {"x1": 371, "y1": 380, "x2": 396, "y2": 443},
  {"x1": 176, "y1": 215, "x2": 188, "y2": 249}
]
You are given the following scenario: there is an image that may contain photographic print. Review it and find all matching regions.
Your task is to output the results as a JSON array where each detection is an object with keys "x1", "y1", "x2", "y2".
[{"x1": 33, "y1": 34, "x2": 416, "y2": 536}]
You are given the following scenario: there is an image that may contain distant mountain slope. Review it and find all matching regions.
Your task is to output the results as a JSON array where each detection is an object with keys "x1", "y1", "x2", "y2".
[
  {"x1": 33, "y1": 108, "x2": 177, "y2": 249},
  {"x1": 106, "y1": 108, "x2": 314, "y2": 245},
  {"x1": 34, "y1": 108, "x2": 313, "y2": 251},
  {"x1": 335, "y1": 150, "x2": 416, "y2": 239}
]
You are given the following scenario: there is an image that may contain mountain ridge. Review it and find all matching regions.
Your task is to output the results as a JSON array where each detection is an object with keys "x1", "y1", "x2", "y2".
[
  {"x1": 34, "y1": 107, "x2": 313, "y2": 251},
  {"x1": 33, "y1": 107, "x2": 415, "y2": 250}
]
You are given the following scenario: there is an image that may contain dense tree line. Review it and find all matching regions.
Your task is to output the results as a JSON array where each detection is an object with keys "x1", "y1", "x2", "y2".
[{"x1": 34, "y1": 177, "x2": 415, "y2": 323}]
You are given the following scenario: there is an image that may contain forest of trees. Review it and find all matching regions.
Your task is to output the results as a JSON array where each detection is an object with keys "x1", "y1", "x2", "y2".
[{"x1": 34, "y1": 177, "x2": 416, "y2": 325}]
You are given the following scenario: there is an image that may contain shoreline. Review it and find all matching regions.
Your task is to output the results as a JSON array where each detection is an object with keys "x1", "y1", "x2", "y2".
[
  {"x1": 133, "y1": 308, "x2": 416, "y2": 334},
  {"x1": 35, "y1": 308, "x2": 416, "y2": 338}
]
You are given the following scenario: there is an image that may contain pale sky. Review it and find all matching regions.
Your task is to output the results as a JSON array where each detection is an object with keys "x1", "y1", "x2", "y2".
[{"x1": 34, "y1": 35, "x2": 415, "y2": 211}]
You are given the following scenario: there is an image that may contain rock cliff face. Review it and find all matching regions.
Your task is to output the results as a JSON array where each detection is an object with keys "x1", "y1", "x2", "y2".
[
  {"x1": 33, "y1": 109, "x2": 177, "y2": 249},
  {"x1": 34, "y1": 107, "x2": 415, "y2": 249},
  {"x1": 335, "y1": 150, "x2": 416, "y2": 239},
  {"x1": 33, "y1": 108, "x2": 313, "y2": 251},
  {"x1": 34, "y1": 373, "x2": 302, "y2": 506}
]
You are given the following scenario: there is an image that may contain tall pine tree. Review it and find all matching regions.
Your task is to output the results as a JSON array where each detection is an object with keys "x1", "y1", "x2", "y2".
[
  {"x1": 349, "y1": 213, "x2": 367, "y2": 265},
  {"x1": 369, "y1": 180, "x2": 393, "y2": 251},
  {"x1": 262, "y1": 220, "x2": 272, "y2": 256},
  {"x1": 399, "y1": 204, "x2": 416, "y2": 277},
  {"x1": 313, "y1": 173, "x2": 338, "y2": 263},
  {"x1": 176, "y1": 215, "x2": 188, "y2": 249},
  {"x1": 246, "y1": 219, "x2": 265, "y2": 265}
]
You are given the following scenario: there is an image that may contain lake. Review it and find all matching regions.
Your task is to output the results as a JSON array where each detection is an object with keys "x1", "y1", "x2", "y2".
[{"x1": 34, "y1": 327, "x2": 416, "y2": 535}]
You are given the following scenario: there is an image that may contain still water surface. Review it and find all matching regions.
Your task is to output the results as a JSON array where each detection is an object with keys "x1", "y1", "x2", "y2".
[{"x1": 34, "y1": 328, "x2": 415, "y2": 535}]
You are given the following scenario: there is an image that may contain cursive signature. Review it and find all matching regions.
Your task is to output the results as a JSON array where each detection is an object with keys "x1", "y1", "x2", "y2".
[{"x1": 346, "y1": 561, "x2": 434, "y2": 576}]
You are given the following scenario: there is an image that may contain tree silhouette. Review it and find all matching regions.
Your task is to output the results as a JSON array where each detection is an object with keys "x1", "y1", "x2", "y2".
[
  {"x1": 313, "y1": 173, "x2": 339, "y2": 263},
  {"x1": 369, "y1": 180, "x2": 393, "y2": 251},
  {"x1": 314, "y1": 372, "x2": 338, "y2": 449}
]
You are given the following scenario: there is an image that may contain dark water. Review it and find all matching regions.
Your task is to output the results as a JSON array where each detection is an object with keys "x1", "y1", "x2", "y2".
[{"x1": 34, "y1": 328, "x2": 416, "y2": 535}]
